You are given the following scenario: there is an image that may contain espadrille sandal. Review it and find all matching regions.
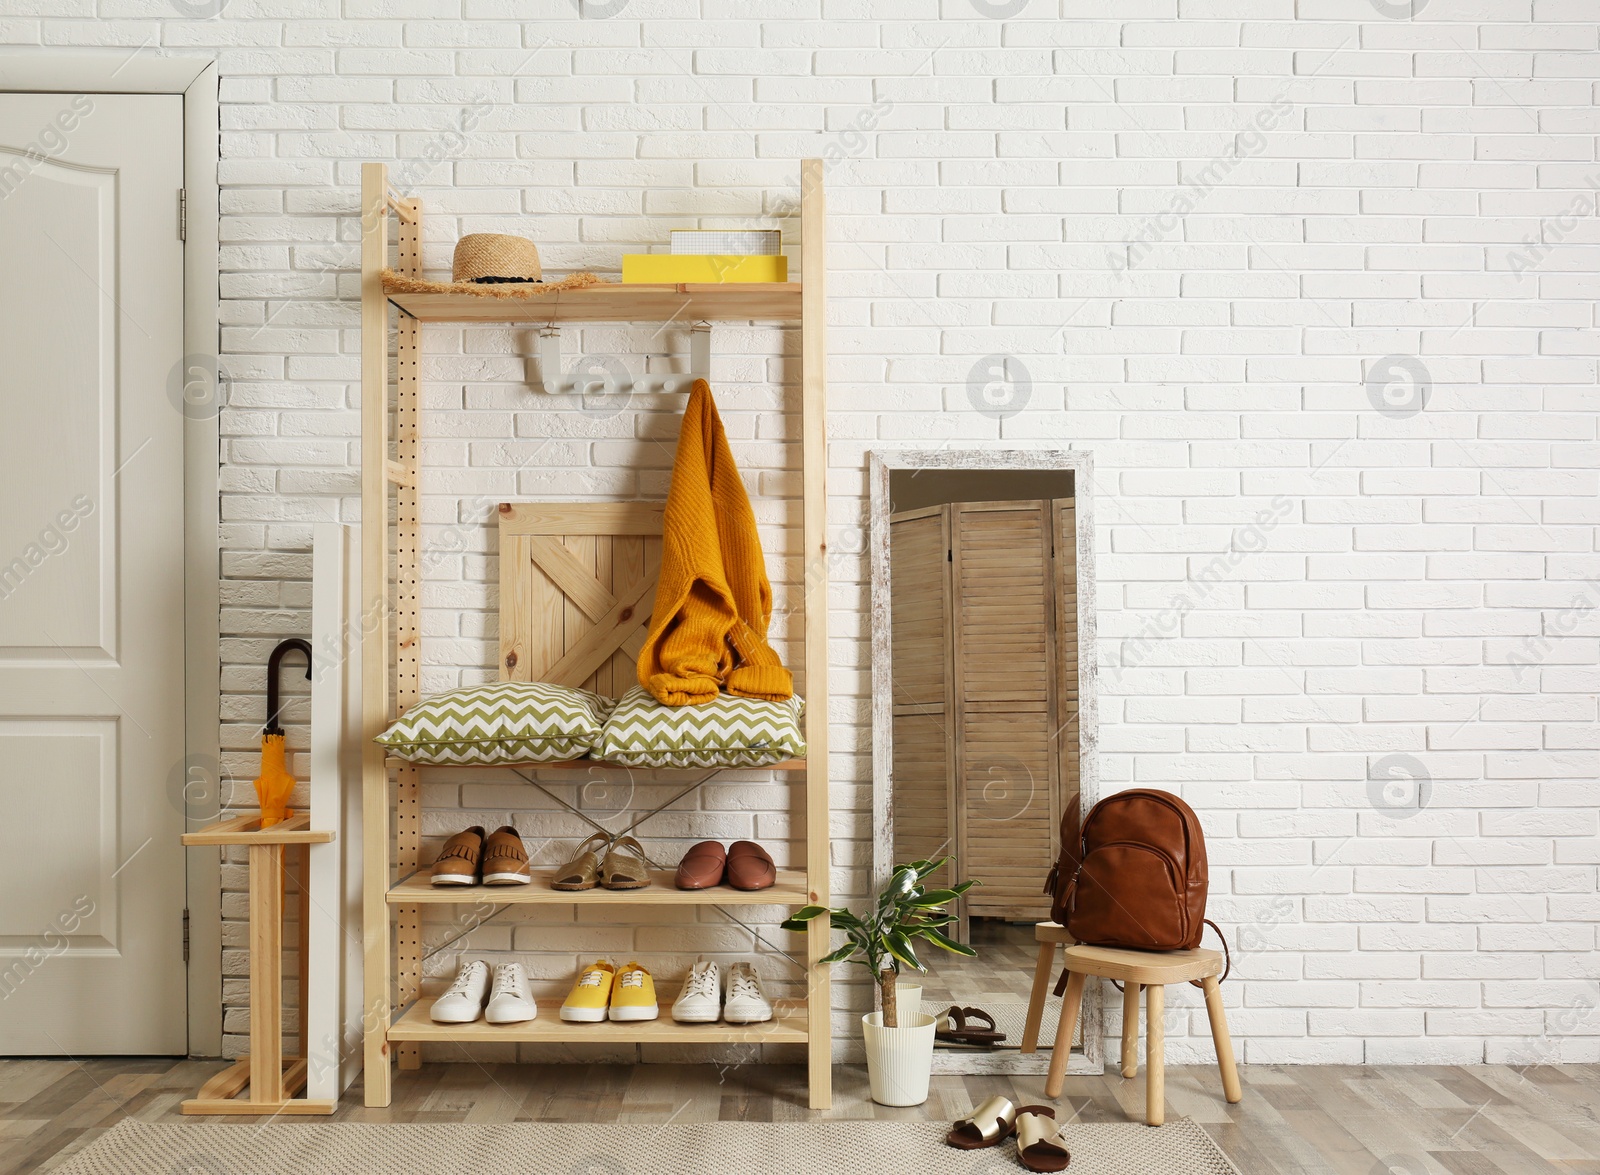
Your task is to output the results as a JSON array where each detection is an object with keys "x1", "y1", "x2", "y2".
[
  {"x1": 599, "y1": 835, "x2": 651, "y2": 890},
  {"x1": 946, "y1": 1095, "x2": 1018, "y2": 1149},
  {"x1": 1016, "y1": 1107, "x2": 1071, "y2": 1173},
  {"x1": 551, "y1": 833, "x2": 611, "y2": 891}
]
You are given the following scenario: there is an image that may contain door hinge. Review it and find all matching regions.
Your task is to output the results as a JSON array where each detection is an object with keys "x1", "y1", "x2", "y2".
[
  {"x1": 182, "y1": 907, "x2": 190, "y2": 963},
  {"x1": 178, "y1": 188, "x2": 186, "y2": 242}
]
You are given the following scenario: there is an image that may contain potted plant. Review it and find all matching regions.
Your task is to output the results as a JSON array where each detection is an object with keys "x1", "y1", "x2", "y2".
[{"x1": 782, "y1": 858, "x2": 977, "y2": 1106}]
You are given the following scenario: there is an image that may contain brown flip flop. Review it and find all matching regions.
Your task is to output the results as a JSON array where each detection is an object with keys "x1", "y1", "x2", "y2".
[
  {"x1": 1016, "y1": 1106, "x2": 1071, "y2": 1173},
  {"x1": 936, "y1": 1005, "x2": 1006, "y2": 1046},
  {"x1": 945, "y1": 1094, "x2": 1018, "y2": 1149}
]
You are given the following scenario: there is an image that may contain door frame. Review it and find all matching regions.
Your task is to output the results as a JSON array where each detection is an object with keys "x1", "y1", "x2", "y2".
[
  {"x1": 868, "y1": 448, "x2": 1101, "y2": 1075},
  {"x1": 0, "y1": 50, "x2": 222, "y2": 1057}
]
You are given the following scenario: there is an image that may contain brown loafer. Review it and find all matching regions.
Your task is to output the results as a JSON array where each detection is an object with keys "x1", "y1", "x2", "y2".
[
  {"x1": 430, "y1": 826, "x2": 485, "y2": 886},
  {"x1": 674, "y1": 840, "x2": 726, "y2": 890},
  {"x1": 482, "y1": 825, "x2": 531, "y2": 886},
  {"x1": 725, "y1": 840, "x2": 776, "y2": 891}
]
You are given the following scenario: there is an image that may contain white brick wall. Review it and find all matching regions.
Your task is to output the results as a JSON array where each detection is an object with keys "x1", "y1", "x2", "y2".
[{"x1": 9, "y1": 0, "x2": 1600, "y2": 1067}]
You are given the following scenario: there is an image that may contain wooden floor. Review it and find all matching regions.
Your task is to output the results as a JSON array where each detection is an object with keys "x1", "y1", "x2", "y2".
[{"x1": 6, "y1": 1056, "x2": 1598, "y2": 1174}]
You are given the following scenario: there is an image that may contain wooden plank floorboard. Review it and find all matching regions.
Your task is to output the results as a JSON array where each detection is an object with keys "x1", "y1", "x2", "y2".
[{"x1": 6, "y1": 1057, "x2": 1597, "y2": 1173}]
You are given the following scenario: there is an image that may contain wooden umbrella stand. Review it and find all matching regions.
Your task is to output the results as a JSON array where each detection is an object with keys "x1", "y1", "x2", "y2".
[{"x1": 180, "y1": 813, "x2": 337, "y2": 1115}]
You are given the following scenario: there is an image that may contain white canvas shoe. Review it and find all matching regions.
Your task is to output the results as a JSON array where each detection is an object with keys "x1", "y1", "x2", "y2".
[
  {"x1": 671, "y1": 958, "x2": 722, "y2": 1023},
  {"x1": 429, "y1": 959, "x2": 490, "y2": 1023},
  {"x1": 721, "y1": 962, "x2": 773, "y2": 1024},
  {"x1": 485, "y1": 961, "x2": 538, "y2": 1025}
]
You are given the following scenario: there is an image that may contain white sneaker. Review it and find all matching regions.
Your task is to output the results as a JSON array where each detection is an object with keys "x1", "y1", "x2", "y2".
[
  {"x1": 672, "y1": 958, "x2": 722, "y2": 1023},
  {"x1": 429, "y1": 959, "x2": 489, "y2": 1023},
  {"x1": 485, "y1": 961, "x2": 538, "y2": 1025},
  {"x1": 721, "y1": 962, "x2": 773, "y2": 1024}
]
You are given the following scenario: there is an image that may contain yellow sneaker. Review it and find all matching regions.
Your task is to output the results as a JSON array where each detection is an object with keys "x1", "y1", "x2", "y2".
[
  {"x1": 608, "y1": 961, "x2": 658, "y2": 1022},
  {"x1": 560, "y1": 959, "x2": 615, "y2": 1022}
]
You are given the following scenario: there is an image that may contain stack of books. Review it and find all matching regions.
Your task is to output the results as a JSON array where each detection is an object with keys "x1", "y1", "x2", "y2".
[{"x1": 622, "y1": 229, "x2": 787, "y2": 283}]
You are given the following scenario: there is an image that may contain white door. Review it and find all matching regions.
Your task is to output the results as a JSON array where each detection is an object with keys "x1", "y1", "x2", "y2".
[{"x1": 0, "y1": 94, "x2": 187, "y2": 1053}]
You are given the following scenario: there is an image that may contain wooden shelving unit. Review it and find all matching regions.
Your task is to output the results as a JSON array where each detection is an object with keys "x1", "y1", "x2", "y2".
[{"x1": 359, "y1": 160, "x2": 832, "y2": 1110}]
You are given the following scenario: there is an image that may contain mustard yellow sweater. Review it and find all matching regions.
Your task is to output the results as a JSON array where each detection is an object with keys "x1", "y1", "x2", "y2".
[{"x1": 637, "y1": 379, "x2": 793, "y2": 706}]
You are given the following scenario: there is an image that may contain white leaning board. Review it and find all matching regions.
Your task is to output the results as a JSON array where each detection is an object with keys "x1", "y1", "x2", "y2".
[{"x1": 307, "y1": 523, "x2": 364, "y2": 1101}]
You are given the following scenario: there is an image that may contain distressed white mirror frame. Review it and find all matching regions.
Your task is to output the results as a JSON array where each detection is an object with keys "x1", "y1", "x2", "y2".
[{"x1": 868, "y1": 447, "x2": 1102, "y2": 1076}]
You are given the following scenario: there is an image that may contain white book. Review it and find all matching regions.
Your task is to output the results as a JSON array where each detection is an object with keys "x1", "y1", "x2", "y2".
[{"x1": 670, "y1": 229, "x2": 782, "y2": 256}]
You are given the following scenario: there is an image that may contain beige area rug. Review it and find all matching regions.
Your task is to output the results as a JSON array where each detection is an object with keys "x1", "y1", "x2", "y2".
[{"x1": 50, "y1": 1117, "x2": 1238, "y2": 1175}]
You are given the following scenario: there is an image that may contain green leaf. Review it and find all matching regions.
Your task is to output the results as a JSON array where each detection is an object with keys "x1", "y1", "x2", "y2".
[
  {"x1": 780, "y1": 905, "x2": 829, "y2": 930},
  {"x1": 916, "y1": 925, "x2": 978, "y2": 956},
  {"x1": 911, "y1": 888, "x2": 962, "y2": 907},
  {"x1": 819, "y1": 942, "x2": 858, "y2": 965},
  {"x1": 951, "y1": 879, "x2": 980, "y2": 894},
  {"x1": 883, "y1": 929, "x2": 924, "y2": 973},
  {"x1": 829, "y1": 911, "x2": 865, "y2": 932},
  {"x1": 883, "y1": 866, "x2": 917, "y2": 902}
]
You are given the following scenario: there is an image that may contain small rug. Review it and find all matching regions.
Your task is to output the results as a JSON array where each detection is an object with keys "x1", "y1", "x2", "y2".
[{"x1": 49, "y1": 1117, "x2": 1239, "y2": 1175}]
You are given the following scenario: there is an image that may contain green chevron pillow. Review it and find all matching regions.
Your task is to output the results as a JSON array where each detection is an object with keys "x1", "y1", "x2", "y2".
[
  {"x1": 375, "y1": 682, "x2": 615, "y2": 766},
  {"x1": 596, "y1": 686, "x2": 806, "y2": 769}
]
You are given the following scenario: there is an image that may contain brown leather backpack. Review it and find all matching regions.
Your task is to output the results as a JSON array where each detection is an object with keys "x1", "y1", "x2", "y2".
[{"x1": 1046, "y1": 789, "x2": 1223, "y2": 966}]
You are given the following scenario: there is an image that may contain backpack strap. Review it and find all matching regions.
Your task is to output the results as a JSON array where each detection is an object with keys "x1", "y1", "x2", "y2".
[{"x1": 1189, "y1": 919, "x2": 1231, "y2": 989}]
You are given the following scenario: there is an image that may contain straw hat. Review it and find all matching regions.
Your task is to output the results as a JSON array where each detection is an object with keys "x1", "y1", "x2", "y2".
[{"x1": 452, "y1": 233, "x2": 542, "y2": 284}]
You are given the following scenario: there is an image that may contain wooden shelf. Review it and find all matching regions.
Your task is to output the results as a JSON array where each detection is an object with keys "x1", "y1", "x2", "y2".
[
  {"x1": 360, "y1": 160, "x2": 833, "y2": 1110},
  {"x1": 391, "y1": 757, "x2": 807, "y2": 773},
  {"x1": 388, "y1": 869, "x2": 811, "y2": 906},
  {"x1": 388, "y1": 997, "x2": 808, "y2": 1044},
  {"x1": 182, "y1": 812, "x2": 336, "y2": 847},
  {"x1": 388, "y1": 282, "x2": 802, "y2": 324}
]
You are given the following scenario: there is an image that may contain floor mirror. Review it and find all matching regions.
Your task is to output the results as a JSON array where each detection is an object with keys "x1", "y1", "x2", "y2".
[{"x1": 869, "y1": 449, "x2": 1100, "y2": 1075}]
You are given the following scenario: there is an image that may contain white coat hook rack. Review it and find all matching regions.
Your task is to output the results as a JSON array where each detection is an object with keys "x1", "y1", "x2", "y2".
[{"x1": 538, "y1": 322, "x2": 712, "y2": 397}]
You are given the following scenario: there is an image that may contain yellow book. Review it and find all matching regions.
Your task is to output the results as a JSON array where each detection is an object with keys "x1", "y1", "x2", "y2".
[{"x1": 621, "y1": 254, "x2": 788, "y2": 283}]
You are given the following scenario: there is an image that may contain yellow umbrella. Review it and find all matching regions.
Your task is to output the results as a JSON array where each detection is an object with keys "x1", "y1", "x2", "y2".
[{"x1": 256, "y1": 639, "x2": 310, "y2": 828}]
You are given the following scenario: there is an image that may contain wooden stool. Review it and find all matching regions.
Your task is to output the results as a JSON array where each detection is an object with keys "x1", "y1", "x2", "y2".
[{"x1": 1020, "y1": 922, "x2": 1241, "y2": 1126}]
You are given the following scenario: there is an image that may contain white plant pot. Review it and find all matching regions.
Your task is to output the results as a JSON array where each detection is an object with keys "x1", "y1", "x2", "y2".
[
  {"x1": 861, "y1": 1010, "x2": 937, "y2": 1107},
  {"x1": 896, "y1": 984, "x2": 923, "y2": 1018}
]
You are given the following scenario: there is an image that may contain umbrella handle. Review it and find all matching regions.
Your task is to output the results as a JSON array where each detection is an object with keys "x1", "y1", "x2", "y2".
[{"x1": 265, "y1": 638, "x2": 312, "y2": 737}]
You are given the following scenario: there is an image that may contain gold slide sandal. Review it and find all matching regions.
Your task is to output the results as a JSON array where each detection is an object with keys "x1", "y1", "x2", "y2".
[
  {"x1": 599, "y1": 835, "x2": 651, "y2": 890},
  {"x1": 1016, "y1": 1106, "x2": 1071, "y2": 1173},
  {"x1": 945, "y1": 1095, "x2": 1018, "y2": 1149},
  {"x1": 551, "y1": 833, "x2": 611, "y2": 891}
]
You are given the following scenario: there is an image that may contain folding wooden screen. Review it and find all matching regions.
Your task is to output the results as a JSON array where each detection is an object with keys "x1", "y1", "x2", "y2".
[{"x1": 889, "y1": 498, "x2": 1079, "y2": 926}]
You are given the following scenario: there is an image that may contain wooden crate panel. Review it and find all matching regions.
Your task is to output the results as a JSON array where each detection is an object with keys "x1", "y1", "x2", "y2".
[{"x1": 498, "y1": 503, "x2": 663, "y2": 689}]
